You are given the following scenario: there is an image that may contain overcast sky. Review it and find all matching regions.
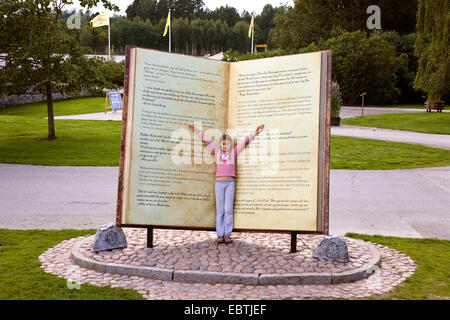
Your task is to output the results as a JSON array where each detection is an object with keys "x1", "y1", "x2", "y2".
[{"x1": 66, "y1": 0, "x2": 294, "y2": 16}]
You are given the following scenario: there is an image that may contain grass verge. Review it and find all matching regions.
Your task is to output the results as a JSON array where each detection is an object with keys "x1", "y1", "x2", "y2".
[
  {"x1": 0, "y1": 116, "x2": 121, "y2": 166},
  {"x1": 0, "y1": 229, "x2": 144, "y2": 300},
  {"x1": 330, "y1": 136, "x2": 450, "y2": 169},
  {"x1": 347, "y1": 233, "x2": 450, "y2": 300},
  {"x1": 341, "y1": 112, "x2": 450, "y2": 135},
  {"x1": 0, "y1": 97, "x2": 107, "y2": 117}
]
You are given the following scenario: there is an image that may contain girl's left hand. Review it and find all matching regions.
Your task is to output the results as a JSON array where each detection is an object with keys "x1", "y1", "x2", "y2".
[{"x1": 256, "y1": 124, "x2": 264, "y2": 134}]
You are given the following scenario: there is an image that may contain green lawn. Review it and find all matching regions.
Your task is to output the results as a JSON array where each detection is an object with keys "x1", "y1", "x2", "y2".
[
  {"x1": 1, "y1": 99, "x2": 450, "y2": 168},
  {"x1": 0, "y1": 229, "x2": 144, "y2": 300},
  {"x1": 347, "y1": 233, "x2": 450, "y2": 300},
  {"x1": 342, "y1": 112, "x2": 450, "y2": 135},
  {"x1": 0, "y1": 116, "x2": 121, "y2": 166},
  {"x1": 330, "y1": 136, "x2": 450, "y2": 169},
  {"x1": 0, "y1": 97, "x2": 106, "y2": 117}
]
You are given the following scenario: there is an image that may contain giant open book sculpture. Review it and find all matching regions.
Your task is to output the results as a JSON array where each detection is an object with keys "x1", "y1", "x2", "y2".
[{"x1": 116, "y1": 46, "x2": 331, "y2": 236}]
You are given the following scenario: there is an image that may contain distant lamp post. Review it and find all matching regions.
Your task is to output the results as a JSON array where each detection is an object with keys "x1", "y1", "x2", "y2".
[{"x1": 360, "y1": 92, "x2": 367, "y2": 116}]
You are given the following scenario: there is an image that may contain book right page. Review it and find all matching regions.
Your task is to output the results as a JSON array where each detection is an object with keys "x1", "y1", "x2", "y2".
[{"x1": 228, "y1": 52, "x2": 324, "y2": 231}]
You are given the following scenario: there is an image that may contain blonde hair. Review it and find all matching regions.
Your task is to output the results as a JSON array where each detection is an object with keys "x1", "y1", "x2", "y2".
[{"x1": 220, "y1": 134, "x2": 234, "y2": 147}]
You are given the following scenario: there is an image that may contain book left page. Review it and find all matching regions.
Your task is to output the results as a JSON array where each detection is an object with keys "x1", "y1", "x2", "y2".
[{"x1": 124, "y1": 48, "x2": 229, "y2": 228}]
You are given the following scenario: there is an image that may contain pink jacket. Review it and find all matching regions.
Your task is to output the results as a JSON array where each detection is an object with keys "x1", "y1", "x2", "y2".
[{"x1": 194, "y1": 128, "x2": 256, "y2": 177}]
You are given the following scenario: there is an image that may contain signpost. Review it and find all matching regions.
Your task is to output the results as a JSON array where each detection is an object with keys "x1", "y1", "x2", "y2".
[
  {"x1": 105, "y1": 89, "x2": 123, "y2": 113},
  {"x1": 360, "y1": 92, "x2": 367, "y2": 117}
]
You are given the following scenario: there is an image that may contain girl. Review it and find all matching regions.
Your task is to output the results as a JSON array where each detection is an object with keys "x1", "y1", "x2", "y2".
[{"x1": 189, "y1": 124, "x2": 264, "y2": 244}]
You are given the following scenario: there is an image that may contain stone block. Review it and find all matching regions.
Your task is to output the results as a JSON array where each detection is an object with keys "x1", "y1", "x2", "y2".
[
  {"x1": 173, "y1": 270, "x2": 258, "y2": 285},
  {"x1": 92, "y1": 223, "x2": 127, "y2": 252},
  {"x1": 312, "y1": 235, "x2": 351, "y2": 263}
]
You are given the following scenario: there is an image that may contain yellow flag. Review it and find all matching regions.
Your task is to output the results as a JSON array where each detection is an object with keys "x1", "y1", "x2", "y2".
[
  {"x1": 163, "y1": 11, "x2": 171, "y2": 37},
  {"x1": 90, "y1": 12, "x2": 109, "y2": 27},
  {"x1": 248, "y1": 14, "x2": 254, "y2": 38}
]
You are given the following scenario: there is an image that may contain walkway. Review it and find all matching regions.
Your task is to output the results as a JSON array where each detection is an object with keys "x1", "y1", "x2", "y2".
[
  {"x1": 54, "y1": 107, "x2": 449, "y2": 121},
  {"x1": 1, "y1": 164, "x2": 449, "y2": 240},
  {"x1": 340, "y1": 106, "x2": 448, "y2": 118},
  {"x1": 331, "y1": 125, "x2": 450, "y2": 149}
]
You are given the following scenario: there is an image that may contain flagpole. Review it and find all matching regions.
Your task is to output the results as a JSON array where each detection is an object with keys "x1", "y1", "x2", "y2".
[
  {"x1": 251, "y1": 22, "x2": 254, "y2": 54},
  {"x1": 108, "y1": 14, "x2": 111, "y2": 60},
  {"x1": 168, "y1": 9, "x2": 171, "y2": 53},
  {"x1": 249, "y1": 13, "x2": 254, "y2": 54}
]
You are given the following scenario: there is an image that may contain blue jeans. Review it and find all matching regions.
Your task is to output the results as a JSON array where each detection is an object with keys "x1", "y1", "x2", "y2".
[{"x1": 215, "y1": 178, "x2": 235, "y2": 237}]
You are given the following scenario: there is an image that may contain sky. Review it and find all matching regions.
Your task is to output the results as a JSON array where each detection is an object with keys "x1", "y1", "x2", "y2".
[{"x1": 66, "y1": 0, "x2": 294, "y2": 16}]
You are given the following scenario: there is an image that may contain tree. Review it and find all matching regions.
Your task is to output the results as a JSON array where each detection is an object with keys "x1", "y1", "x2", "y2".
[
  {"x1": 300, "y1": 31, "x2": 398, "y2": 104},
  {"x1": 126, "y1": 0, "x2": 157, "y2": 22},
  {"x1": 380, "y1": 31, "x2": 421, "y2": 103},
  {"x1": 231, "y1": 21, "x2": 250, "y2": 54},
  {"x1": 255, "y1": 4, "x2": 275, "y2": 45},
  {"x1": 208, "y1": 5, "x2": 240, "y2": 28},
  {"x1": 272, "y1": 0, "x2": 419, "y2": 51},
  {"x1": 0, "y1": 0, "x2": 119, "y2": 140},
  {"x1": 413, "y1": 0, "x2": 449, "y2": 101},
  {"x1": 170, "y1": 0, "x2": 204, "y2": 20},
  {"x1": 190, "y1": 18, "x2": 206, "y2": 55}
]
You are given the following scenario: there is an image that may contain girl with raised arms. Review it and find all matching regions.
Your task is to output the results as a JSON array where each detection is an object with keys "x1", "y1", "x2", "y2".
[{"x1": 189, "y1": 124, "x2": 265, "y2": 243}]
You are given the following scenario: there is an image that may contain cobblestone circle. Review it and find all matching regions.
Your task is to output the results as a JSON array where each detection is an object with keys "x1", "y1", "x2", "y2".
[{"x1": 39, "y1": 229, "x2": 416, "y2": 299}]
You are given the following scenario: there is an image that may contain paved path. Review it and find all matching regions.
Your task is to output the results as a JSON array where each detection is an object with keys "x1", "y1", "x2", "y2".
[
  {"x1": 332, "y1": 125, "x2": 450, "y2": 149},
  {"x1": 340, "y1": 106, "x2": 448, "y2": 118},
  {"x1": 1, "y1": 164, "x2": 448, "y2": 240},
  {"x1": 0, "y1": 164, "x2": 118, "y2": 230},
  {"x1": 56, "y1": 107, "x2": 448, "y2": 121},
  {"x1": 55, "y1": 111, "x2": 123, "y2": 121}
]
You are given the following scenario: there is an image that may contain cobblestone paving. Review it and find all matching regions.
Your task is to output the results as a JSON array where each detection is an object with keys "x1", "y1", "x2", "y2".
[
  {"x1": 80, "y1": 229, "x2": 376, "y2": 274},
  {"x1": 39, "y1": 229, "x2": 416, "y2": 300}
]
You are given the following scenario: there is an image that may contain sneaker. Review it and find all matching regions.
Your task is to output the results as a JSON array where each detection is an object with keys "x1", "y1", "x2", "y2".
[
  {"x1": 224, "y1": 235, "x2": 232, "y2": 243},
  {"x1": 217, "y1": 236, "x2": 224, "y2": 244}
]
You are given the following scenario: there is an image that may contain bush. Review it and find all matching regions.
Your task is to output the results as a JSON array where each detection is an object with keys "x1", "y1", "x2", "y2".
[
  {"x1": 85, "y1": 58, "x2": 125, "y2": 95},
  {"x1": 331, "y1": 82, "x2": 343, "y2": 117},
  {"x1": 223, "y1": 48, "x2": 285, "y2": 62}
]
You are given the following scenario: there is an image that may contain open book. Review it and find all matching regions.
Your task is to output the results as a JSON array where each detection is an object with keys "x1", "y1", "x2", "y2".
[{"x1": 116, "y1": 46, "x2": 331, "y2": 233}]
